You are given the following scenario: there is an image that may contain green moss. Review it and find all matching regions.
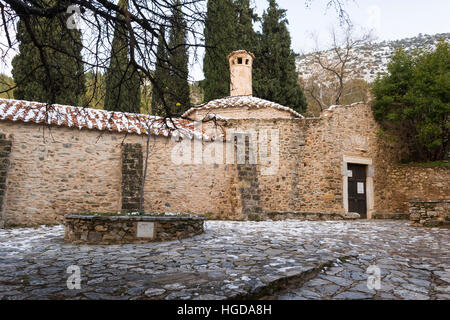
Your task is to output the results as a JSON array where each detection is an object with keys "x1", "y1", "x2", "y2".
[{"x1": 247, "y1": 213, "x2": 263, "y2": 222}]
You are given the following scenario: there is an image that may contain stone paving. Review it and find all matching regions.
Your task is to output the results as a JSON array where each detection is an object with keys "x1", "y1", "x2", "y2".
[{"x1": 0, "y1": 220, "x2": 448, "y2": 300}]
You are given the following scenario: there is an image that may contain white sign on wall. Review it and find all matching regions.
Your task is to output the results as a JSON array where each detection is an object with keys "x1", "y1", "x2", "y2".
[
  {"x1": 137, "y1": 222, "x2": 155, "y2": 238},
  {"x1": 357, "y1": 182, "x2": 365, "y2": 194}
]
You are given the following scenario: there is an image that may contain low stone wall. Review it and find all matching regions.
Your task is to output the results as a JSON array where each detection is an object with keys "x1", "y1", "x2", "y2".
[
  {"x1": 378, "y1": 165, "x2": 450, "y2": 214},
  {"x1": 409, "y1": 200, "x2": 450, "y2": 227},
  {"x1": 64, "y1": 214, "x2": 205, "y2": 244},
  {"x1": 266, "y1": 211, "x2": 360, "y2": 221},
  {"x1": 372, "y1": 212, "x2": 410, "y2": 220}
]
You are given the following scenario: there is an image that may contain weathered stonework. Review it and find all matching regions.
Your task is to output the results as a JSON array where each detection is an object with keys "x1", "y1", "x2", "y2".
[
  {"x1": 372, "y1": 212, "x2": 409, "y2": 220},
  {"x1": 0, "y1": 133, "x2": 11, "y2": 228},
  {"x1": 121, "y1": 143, "x2": 143, "y2": 212},
  {"x1": 237, "y1": 164, "x2": 262, "y2": 219},
  {"x1": 64, "y1": 214, "x2": 205, "y2": 244},
  {"x1": 0, "y1": 102, "x2": 448, "y2": 227},
  {"x1": 266, "y1": 211, "x2": 360, "y2": 221},
  {"x1": 409, "y1": 200, "x2": 450, "y2": 227}
]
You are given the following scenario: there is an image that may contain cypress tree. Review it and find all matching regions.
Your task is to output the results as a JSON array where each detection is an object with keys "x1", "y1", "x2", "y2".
[
  {"x1": 11, "y1": 1, "x2": 85, "y2": 105},
  {"x1": 253, "y1": 0, "x2": 306, "y2": 113},
  {"x1": 151, "y1": 26, "x2": 170, "y2": 115},
  {"x1": 166, "y1": 0, "x2": 191, "y2": 115},
  {"x1": 104, "y1": 0, "x2": 141, "y2": 113},
  {"x1": 203, "y1": 0, "x2": 258, "y2": 102},
  {"x1": 203, "y1": 0, "x2": 237, "y2": 102},
  {"x1": 234, "y1": 0, "x2": 257, "y2": 52}
]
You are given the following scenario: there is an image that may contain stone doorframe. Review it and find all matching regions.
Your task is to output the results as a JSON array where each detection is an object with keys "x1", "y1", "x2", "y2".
[{"x1": 341, "y1": 156, "x2": 374, "y2": 219}]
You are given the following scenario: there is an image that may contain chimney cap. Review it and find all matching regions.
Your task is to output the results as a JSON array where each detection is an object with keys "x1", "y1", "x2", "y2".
[{"x1": 227, "y1": 50, "x2": 255, "y2": 60}]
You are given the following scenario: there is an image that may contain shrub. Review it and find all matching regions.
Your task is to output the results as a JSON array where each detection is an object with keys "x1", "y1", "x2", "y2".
[{"x1": 372, "y1": 40, "x2": 450, "y2": 161}]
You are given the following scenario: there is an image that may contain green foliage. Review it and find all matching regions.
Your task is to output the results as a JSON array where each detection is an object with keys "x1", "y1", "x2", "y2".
[
  {"x1": 203, "y1": 0, "x2": 238, "y2": 102},
  {"x1": 151, "y1": 26, "x2": 170, "y2": 115},
  {"x1": 0, "y1": 74, "x2": 14, "y2": 99},
  {"x1": 372, "y1": 40, "x2": 450, "y2": 161},
  {"x1": 189, "y1": 81, "x2": 204, "y2": 105},
  {"x1": 152, "y1": 1, "x2": 191, "y2": 116},
  {"x1": 166, "y1": 0, "x2": 191, "y2": 115},
  {"x1": 400, "y1": 160, "x2": 450, "y2": 167},
  {"x1": 252, "y1": 0, "x2": 306, "y2": 114},
  {"x1": 104, "y1": 0, "x2": 141, "y2": 113},
  {"x1": 234, "y1": 0, "x2": 258, "y2": 52},
  {"x1": 81, "y1": 72, "x2": 105, "y2": 109},
  {"x1": 11, "y1": 2, "x2": 86, "y2": 105},
  {"x1": 140, "y1": 78, "x2": 152, "y2": 114}
]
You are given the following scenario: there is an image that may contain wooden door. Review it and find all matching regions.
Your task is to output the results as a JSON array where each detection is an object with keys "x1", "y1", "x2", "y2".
[{"x1": 347, "y1": 163, "x2": 367, "y2": 218}]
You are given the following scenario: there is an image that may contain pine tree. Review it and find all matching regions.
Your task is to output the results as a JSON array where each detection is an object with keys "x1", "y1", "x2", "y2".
[
  {"x1": 166, "y1": 0, "x2": 191, "y2": 115},
  {"x1": 253, "y1": 0, "x2": 306, "y2": 113},
  {"x1": 151, "y1": 26, "x2": 170, "y2": 115},
  {"x1": 104, "y1": 0, "x2": 141, "y2": 113},
  {"x1": 11, "y1": 1, "x2": 86, "y2": 105},
  {"x1": 203, "y1": 0, "x2": 237, "y2": 102}
]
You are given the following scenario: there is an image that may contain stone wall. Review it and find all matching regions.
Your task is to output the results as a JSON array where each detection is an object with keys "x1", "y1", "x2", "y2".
[
  {"x1": 215, "y1": 103, "x2": 449, "y2": 218},
  {"x1": 236, "y1": 164, "x2": 262, "y2": 220},
  {"x1": 0, "y1": 122, "x2": 124, "y2": 226},
  {"x1": 64, "y1": 214, "x2": 205, "y2": 244},
  {"x1": 0, "y1": 121, "x2": 233, "y2": 226},
  {"x1": 140, "y1": 138, "x2": 235, "y2": 219},
  {"x1": 377, "y1": 165, "x2": 450, "y2": 214},
  {"x1": 121, "y1": 143, "x2": 143, "y2": 212},
  {"x1": 266, "y1": 211, "x2": 359, "y2": 221},
  {"x1": 219, "y1": 118, "x2": 304, "y2": 215},
  {"x1": 0, "y1": 133, "x2": 11, "y2": 228},
  {"x1": 295, "y1": 104, "x2": 380, "y2": 215},
  {"x1": 0, "y1": 102, "x2": 448, "y2": 227},
  {"x1": 409, "y1": 200, "x2": 450, "y2": 227}
]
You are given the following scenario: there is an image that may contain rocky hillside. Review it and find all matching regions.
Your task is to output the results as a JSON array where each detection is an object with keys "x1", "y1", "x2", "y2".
[{"x1": 297, "y1": 32, "x2": 450, "y2": 83}]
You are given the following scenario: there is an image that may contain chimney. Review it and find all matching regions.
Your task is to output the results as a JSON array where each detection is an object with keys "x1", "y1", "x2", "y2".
[{"x1": 228, "y1": 50, "x2": 255, "y2": 96}]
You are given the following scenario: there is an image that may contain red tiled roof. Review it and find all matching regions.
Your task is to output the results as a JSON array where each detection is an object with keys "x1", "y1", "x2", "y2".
[{"x1": 0, "y1": 98, "x2": 208, "y2": 140}]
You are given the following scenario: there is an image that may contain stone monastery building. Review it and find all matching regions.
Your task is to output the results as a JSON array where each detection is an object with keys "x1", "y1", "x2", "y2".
[{"x1": 0, "y1": 50, "x2": 448, "y2": 227}]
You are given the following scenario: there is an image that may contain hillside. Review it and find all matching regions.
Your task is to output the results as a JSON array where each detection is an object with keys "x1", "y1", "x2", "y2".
[{"x1": 297, "y1": 32, "x2": 450, "y2": 83}]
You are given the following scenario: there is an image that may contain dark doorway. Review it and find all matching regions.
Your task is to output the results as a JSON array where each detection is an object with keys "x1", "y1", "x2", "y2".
[{"x1": 347, "y1": 163, "x2": 367, "y2": 218}]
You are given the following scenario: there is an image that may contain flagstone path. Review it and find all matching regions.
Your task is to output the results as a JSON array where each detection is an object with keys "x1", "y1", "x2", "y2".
[{"x1": 0, "y1": 220, "x2": 448, "y2": 300}]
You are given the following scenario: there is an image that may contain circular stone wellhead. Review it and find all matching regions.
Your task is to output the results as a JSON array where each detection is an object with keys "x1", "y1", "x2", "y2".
[{"x1": 64, "y1": 214, "x2": 205, "y2": 244}]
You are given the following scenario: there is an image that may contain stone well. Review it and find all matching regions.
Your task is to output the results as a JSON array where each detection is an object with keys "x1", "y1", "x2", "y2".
[{"x1": 64, "y1": 214, "x2": 205, "y2": 244}]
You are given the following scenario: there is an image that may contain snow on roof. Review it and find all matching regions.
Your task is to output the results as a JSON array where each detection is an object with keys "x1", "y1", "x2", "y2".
[
  {"x1": 182, "y1": 96, "x2": 305, "y2": 119},
  {"x1": 0, "y1": 98, "x2": 209, "y2": 140}
]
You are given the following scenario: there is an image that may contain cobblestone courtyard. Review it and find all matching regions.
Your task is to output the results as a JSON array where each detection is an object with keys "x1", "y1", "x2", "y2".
[{"x1": 0, "y1": 220, "x2": 448, "y2": 300}]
